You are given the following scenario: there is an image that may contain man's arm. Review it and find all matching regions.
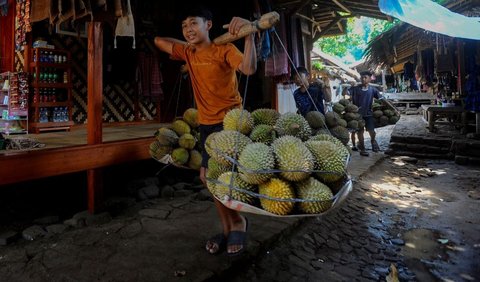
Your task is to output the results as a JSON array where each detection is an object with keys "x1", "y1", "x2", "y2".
[
  {"x1": 227, "y1": 17, "x2": 257, "y2": 75},
  {"x1": 154, "y1": 37, "x2": 187, "y2": 55}
]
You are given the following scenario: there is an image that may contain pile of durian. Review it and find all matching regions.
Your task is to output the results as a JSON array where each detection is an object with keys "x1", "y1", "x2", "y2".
[
  {"x1": 335, "y1": 98, "x2": 400, "y2": 131},
  {"x1": 206, "y1": 108, "x2": 350, "y2": 216},
  {"x1": 371, "y1": 98, "x2": 400, "y2": 128},
  {"x1": 149, "y1": 108, "x2": 203, "y2": 170}
]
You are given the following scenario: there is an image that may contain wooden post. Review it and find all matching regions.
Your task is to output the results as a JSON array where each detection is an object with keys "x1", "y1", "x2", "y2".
[
  {"x1": 457, "y1": 39, "x2": 465, "y2": 96},
  {"x1": 87, "y1": 22, "x2": 104, "y2": 214}
]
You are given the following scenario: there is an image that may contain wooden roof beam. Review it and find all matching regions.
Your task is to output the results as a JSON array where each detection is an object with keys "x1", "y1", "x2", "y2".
[
  {"x1": 291, "y1": 0, "x2": 313, "y2": 15},
  {"x1": 332, "y1": 0, "x2": 352, "y2": 14}
]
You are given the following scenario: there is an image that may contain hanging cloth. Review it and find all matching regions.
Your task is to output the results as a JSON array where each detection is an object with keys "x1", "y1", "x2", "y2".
[
  {"x1": 1, "y1": 0, "x2": 9, "y2": 16},
  {"x1": 114, "y1": 0, "x2": 134, "y2": 49}
]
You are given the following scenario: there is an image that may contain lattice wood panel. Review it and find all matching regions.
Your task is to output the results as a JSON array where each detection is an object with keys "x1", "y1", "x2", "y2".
[{"x1": 49, "y1": 35, "x2": 158, "y2": 124}]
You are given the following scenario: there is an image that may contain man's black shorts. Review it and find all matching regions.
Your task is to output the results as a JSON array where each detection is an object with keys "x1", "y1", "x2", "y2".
[{"x1": 199, "y1": 123, "x2": 223, "y2": 168}]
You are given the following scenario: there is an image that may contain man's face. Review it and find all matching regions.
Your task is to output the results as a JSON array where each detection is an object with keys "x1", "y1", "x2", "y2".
[
  {"x1": 361, "y1": 74, "x2": 371, "y2": 85},
  {"x1": 295, "y1": 72, "x2": 309, "y2": 87},
  {"x1": 182, "y1": 16, "x2": 211, "y2": 44}
]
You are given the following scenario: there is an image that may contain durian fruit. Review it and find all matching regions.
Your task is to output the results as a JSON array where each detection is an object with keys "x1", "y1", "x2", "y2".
[
  {"x1": 206, "y1": 158, "x2": 231, "y2": 194},
  {"x1": 183, "y1": 108, "x2": 199, "y2": 128},
  {"x1": 149, "y1": 140, "x2": 173, "y2": 160},
  {"x1": 204, "y1": 132, "x2": 219, "y2": 157},
  {"x1": 172, "y1": 119, "x2": 191, "y2": 136},
  {"x1": 338, "y1": 98, "x2": 351, "y2": 107},
  {"x1": 275, "y1": 112, "x2": 312, "y2": 141},
  {"x1": 389, "y1": 115, "x2": 400, "y2": 124},
  {"x1": 305, "y1": 140, "x2": 349, "y2": 183},
  {"x1": 258, "y1": 178, "x2": 295, "y2": 215},
  {"x1": 358, "y1": 119, "x2": 366, "y2": 129},
  {"x1": 347, "y1": 120, "x2": 359, "y2": 131},
  {"x1": 179, "y1": 133, "x2": 196, "y2": 149},
  {"x1": 215, "y1": 172, "x2": 256, "y2": 204},
  {"x1": 305, "y1": 111, "x2": 326, "y2": 129},
  {"x1": 338, "y1": 118, "x2": 348, "y2": 128},
  {"x1": 205, "y1": 130, "x2": 252, "y2": 166},
  {"x1": 155, "y1": 127, "x2": 178, "y2": 146},
  {"x1": 329, "y1": 126, "x2": 350, "y2": 145},
  {"x1": 309, "y1": 133, "x2": 349, "y2": 157},
  {"x1": 251, "y1": 108, "x2": 280, "y2": 126},
  {"x1": 332, "y1": 103, "x2": 345, "y2": 114},
  {"x1": 344, "y1": 104, "x2": 359, "y2": 113},
  {"x1": 272, "y1": 135, "x2": 314, "y2": 182},
  {"x1": 171, "y1": 147, "x2": 189, "y2": 165},
  {"x1": 373, "y1": 110, "x2": 384, "y2": 119},
  {"x1": 379, "y1": 115, "x2": 389, "y2": 126},
  {"x1": 296, "y1": 177, "x2": 333, "y2": 214},
  {"x1": 325, "y1": 111, "x2": 342, "y2": 128},
  {"x1": 223, "y1": 108, "x2": 254, "y2": 135},
  {"x1": 249, "y1": 124, "x2": 277, "y2": 144},
  {"x1": 238, "y1": 143, "x2": 275, "y2": 184},
  {"x1": 343, "y1": 112, "x2": 357, "y2": 122},
  {"x1": 383, "y1": 109, "x2": 394, "y2": 118},
  {"x1": 188, "y1": 149, "x2": 202, "y2": 170}
]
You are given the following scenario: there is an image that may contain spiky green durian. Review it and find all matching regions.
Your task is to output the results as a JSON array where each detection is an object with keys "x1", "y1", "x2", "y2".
[
  {"x1": 329, "y1": 126, "x2": 350, "y2": 145},
  {"x1": 171, "y1": 147, "x2": 189, "y2": 165},
  {"x1": 155, "y1": 127, "x2": 178, "y2": 146},
  {"x1": 272, "y1": 135, "x2": 314, "y2": 182},
  {"x1": 188, "y1": 149, "x2": 202, "y2": 170},
  {"x1": 274, "y1": 112, "x2": 312, "y2": 141},
  {"x1": 223, "y1": 108, "x2": 254, "y2": 135},
  {"x1": 149, "y1": 141, "x2": 173, "y2": 160},
  {"x1": 295, "y1": 177, "x2": 333, "y2": 214},
  {"x1": 214, "y1": 172, "x2": 256, "y2": 204},
  {"x1": 172, "y1": 119, "x2": 191, "y2": 136},
  {"x1": 179, "y1": 133, "x2": 196, "y2": 149},
  {"x1": 183, "y1": 108, "x2": 199, "y2": 128},
  {"x1": 238, "y1": 143, "x2": 275, "y2": 184},
  {"x1": 305, "y1": 111, "x2": 326, "y2": 129},
  {"x1": 205, "y1": 130, "x2": 252, "y2": 166},
  {"x1": 309, "y1": 133, "x2": 349, "y2": 157},
  {"x1": 249, "y1": 124, "x2": 277, "y2": 144},
  {"x1": 305, "y1": 140, "x2": 349, "y2": 183},
  {"x1": 251, "y1": 108, "x2": 280, "y2": 126}
]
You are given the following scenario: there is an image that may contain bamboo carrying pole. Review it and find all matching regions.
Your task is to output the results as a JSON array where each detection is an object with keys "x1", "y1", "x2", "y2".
[{"x1": 213, "y1": 11, "x2": 280, "y2": 45}]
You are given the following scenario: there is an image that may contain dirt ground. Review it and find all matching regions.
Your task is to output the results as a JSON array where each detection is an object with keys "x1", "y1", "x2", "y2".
[
  {"x1": 363, "y1": 157, "x2": 480, "y2": 281},
  {"x1": 228, "y1": 156, "x2": 480, "y2": 282}
]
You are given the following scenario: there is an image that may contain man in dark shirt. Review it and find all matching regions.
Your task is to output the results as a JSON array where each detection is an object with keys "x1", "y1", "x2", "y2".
[
  {"x1": 293, "y1": 66, "x2": 326, "y2": 116},
  {"x1": 349, "y1": 71, "x2": 381, "y2": 156}
]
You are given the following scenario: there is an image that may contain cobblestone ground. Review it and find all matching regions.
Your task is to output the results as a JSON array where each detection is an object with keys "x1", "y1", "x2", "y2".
[{"x1": 226, "y1": 157, "x2": 480, "y2": 282}]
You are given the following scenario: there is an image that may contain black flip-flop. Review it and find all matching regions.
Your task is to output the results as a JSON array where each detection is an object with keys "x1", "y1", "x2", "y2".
[
  {"x1": 206, "y1": 233, "x2": 227, "y2": 255},
  {"x1": 227, "y1": 217, "x2": 249, "y2": 256}
]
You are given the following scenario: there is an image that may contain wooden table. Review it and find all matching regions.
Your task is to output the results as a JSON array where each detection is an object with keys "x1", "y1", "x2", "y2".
[
  {"x1": 384, "y1": 92, "x2": 435, "y2": 110},
  {"x1": 421, "y1": 105, "x2": 465, "y2": 132}
]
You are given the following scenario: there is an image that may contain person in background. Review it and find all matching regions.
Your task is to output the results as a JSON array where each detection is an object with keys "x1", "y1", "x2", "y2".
[
  {"x1": 293, "y1": 66, "x2": 330, "y2": 116},
  {"x1": 349, "y1": 70, "x2": 382, "y2": 156},
  {"x1": 154, "y1": 5, "x2": 256, "y2": 256}
]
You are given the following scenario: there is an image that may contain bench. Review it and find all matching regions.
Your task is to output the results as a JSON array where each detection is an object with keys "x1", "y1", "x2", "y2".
[{"x1": 421, "y1": 105, "x2": 465, "y2": 132}]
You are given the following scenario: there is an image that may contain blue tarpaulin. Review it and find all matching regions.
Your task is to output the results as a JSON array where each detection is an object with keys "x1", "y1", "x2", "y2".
[{"x1": 379, "y1": 0, "x2": 480, "y2": 40}]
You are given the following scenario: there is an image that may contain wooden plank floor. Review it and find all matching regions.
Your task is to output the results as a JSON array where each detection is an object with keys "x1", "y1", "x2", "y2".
[
  {"x1": 1, "y1": 123, "x2": 168, "y2": 154},
  {"x1": 0, "y1": 123, "x2": 169, "y2": 186}
]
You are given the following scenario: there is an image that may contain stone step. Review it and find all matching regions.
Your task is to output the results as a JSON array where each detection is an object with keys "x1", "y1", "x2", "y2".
[
  {"x1": 384, "y1": 149, "x2": 453, "y2": 159},
  {"x1": 389, "y1": 142, "x2": 451, "y2": 154},
  {"x1": 390, "y1": 135, "x2": 452, "y2": 147},
  {"x1": 455, "y1": 155, "x2": 480, "y2": 165}
]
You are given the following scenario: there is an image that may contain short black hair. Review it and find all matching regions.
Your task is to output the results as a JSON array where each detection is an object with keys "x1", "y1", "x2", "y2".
[
  {"x1": 179, "y1": 5, "x2": 213, "y2": 21},
  {"x1": 360, "y1": 70, "x2": 372, "y2": 76},
  {"x1": 295, "y1": 66, "x2": 309, "y2": 76}
]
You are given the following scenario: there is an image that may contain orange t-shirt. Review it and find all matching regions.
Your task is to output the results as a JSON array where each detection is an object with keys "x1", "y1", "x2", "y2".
[{"x1": 171, "y1": 42, "x2": 244, "y2": 125}]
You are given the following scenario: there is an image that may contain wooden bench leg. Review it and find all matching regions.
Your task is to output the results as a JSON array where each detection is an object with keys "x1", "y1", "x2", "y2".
[
  {"x1": 88, "y1": 168, "x2": 103, "y2": 214},
  {"x1": 428, "y1": 111, "x2": 435, "y2": 132}
]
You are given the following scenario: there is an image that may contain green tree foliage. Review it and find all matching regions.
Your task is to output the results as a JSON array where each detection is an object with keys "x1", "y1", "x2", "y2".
[{"x1": 315, "y1": 17, "x2": 396, "y2": 63}]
